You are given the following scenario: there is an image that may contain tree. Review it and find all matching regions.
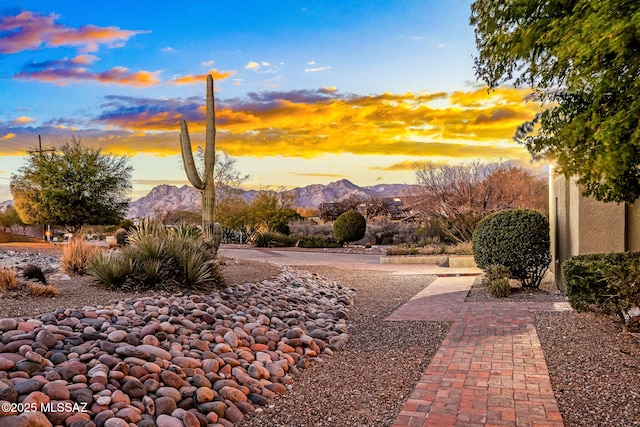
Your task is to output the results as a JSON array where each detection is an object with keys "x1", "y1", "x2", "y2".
[
  {"x1": 249, "y1": 189, "x2": 299, "y2": 233},
  {"x1": 0, "y1": 206, "x2": 25, "y2": 233},
  {"x1": 10, "y1": 138, "x2": 132, "y2": 232},
  {"x1": 412, "y1": 161, "x2": 547, "y2": 242},
  {"x1": 471, "y1": 0, "x2": 640, "y2": 203}
]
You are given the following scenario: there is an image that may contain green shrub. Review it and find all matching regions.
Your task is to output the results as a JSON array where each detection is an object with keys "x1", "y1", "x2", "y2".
[
  {"x1": 88, "y1": 220, "x2": 222, "y2": 292},
  {"x1": 563, "y1": 252, "x2": 640, "y2": 329},
  {"x1": 251, "y1": 231, "x2": 340, "y2": 248},
  {"x1": 472, "y1": 209, "x2": 550, "y2": 288},
  {"x1": 333, "y1": 210, "x2": 366, "y2": 244},
  {"x1": 487, "y1": 278, "x2": 511, "y2": 298},
  {"x1": 482, "y1": 264, "x2": 510, "y2": 285}
]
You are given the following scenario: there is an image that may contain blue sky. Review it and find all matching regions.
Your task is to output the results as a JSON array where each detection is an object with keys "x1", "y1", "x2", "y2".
[{"x1": 0, "y1": 1, "x2": 542, "y2": 200}]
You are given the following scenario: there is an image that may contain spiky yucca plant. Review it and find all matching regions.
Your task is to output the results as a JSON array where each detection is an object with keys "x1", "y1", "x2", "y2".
[{"x1": 88, "y1": 220, "x2": 222, "y2": 292}]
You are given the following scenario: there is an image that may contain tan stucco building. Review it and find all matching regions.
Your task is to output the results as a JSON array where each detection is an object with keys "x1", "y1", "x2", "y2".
[{"x1": 550, "y1": 165, "x2": 640, "y2": 289}]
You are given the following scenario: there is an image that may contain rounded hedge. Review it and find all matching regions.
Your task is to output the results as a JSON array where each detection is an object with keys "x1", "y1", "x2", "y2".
[
  {"x1": 333, "y1": 210, "x2": 366, "y2": 244},
  {"x1": 472, "y1": 209, "x2": 551, "y2": 288}
]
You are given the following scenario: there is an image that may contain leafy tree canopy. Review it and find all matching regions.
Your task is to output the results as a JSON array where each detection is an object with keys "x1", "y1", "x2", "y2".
[
  {"x1": 10, "y1": 138, "x2": 132, "y2": 232},
  {"x1": 471, "y1": 0, "x2": 640, "y2": 203}
]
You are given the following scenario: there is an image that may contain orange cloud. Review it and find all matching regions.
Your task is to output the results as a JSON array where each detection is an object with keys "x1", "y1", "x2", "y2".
[
  {"x1": 0, "y1": 11, "x2": 146, "y2": 54},
  {"x1": 169, "y1": 69, "x2": 237, "y2": 85},
  {"x1": 10, "y1": 116, "x2": 34, "y2": 125},
  {"x1": 4, "y1": 86, "x2": 542, "y2": 164}
]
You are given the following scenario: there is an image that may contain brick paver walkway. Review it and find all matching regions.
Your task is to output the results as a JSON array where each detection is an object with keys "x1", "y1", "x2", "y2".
[{"x1": 387, "y1": 276, "x2": 571, "y2": 427}]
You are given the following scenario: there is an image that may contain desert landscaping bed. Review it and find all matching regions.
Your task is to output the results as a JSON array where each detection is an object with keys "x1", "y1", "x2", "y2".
[{"x1": 1, "y1": 244, "x2": 640, "y2": 426}]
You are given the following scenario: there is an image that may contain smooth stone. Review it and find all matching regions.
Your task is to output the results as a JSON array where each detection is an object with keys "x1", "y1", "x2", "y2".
[
  {"x1": 18, "y1": 411, "x2": 52, "y2": 427},
  {"x1": 0, "y1": 357, "x2": 15, "y2": 371},
  {"x1": 121, "y1": 379, "x2": 146, "y2": 399},
  {"x1": 155, "y1": 414, "x2": 184, "y2": 427},
  {"x1": 159, "y1": 371, "x2": 183, "y2": 388},
  {"x1": 218, "y1": 386, "x2": 247, "y2": 403},
  {"x1": 103, "y1": 418, "x2": 130, "y2": 427},
  {"x1": 0, "y1": 416, "x2": 30, "y2": 427},
  {"x1": 107, "y1": 330, "x2": 128, "y2": 343},
  {"x1": 0, "y1": 319, "x2": 17, "y2": 332},
  {"x1": 156, "y1": 387, "x2": 182, "y2": 403},
  {"x1": 136, "y1": 344, "x2": 171, "y2": 361},
  {"x1": 35, "y1": 330, "x2": 58, "y2": 348},
  {"x1": 15, "y1": 359, "x2": 42, "y2": 374},
  {"x1": 223, "y1": 402, "x2": 244, "y2": 424},
  {"x1": 42, "y1": 381, "x2": 71, "y2": 400},
  {"x1": 154, "y1": 396, "x2": 177, "y2": 415}
]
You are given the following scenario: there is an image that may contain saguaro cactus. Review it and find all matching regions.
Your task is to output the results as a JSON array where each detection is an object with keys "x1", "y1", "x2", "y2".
[{"x1": 180, "y1": 74, "x2": 221, "y2": 248}]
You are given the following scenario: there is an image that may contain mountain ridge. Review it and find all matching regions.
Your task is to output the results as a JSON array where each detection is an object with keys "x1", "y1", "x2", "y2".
[{"x1": 128, "y1": 179, "x2": 413, "y2": 218}]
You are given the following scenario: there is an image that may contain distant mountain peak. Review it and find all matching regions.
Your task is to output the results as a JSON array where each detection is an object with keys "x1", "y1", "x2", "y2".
[{"x1": 127, "y1": 180, "x2": 412, "y2": 218}]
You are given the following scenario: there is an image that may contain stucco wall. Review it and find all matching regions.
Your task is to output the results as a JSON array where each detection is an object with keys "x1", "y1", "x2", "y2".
[{"x1": 552, "y1": 173, "x2": 638, "y2": 288}]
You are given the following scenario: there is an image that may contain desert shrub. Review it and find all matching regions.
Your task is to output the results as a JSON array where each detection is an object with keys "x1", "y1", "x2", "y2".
[
  {"x1": 289, "y1": 221, "x2": 334, "y2": 237},
  {"x1": 472, "y1": 209, "x2": 550, "y2": 288},
  {"x1": 563, "y1": 252, "x2": 640, "y2": 330},
  {"x1": 28, "y1": 283, "x2": 59, "y2": 297},
  {"x1": 88, "y1": 220, "x2": 221, "y2": 292},
  {"x1": 62, "y1": 237, "x2": 100, "y2": 275},
  {"x1": 482, "y1": 264, "x2": 510, "y2": 285},
  {"x1": 486, "y1": 278, "x2": 512, "y2": 298},
  {"x1": 333, "y1": 210, "x2": 366, "y2": 244},
  {"x1": 0, "y1": 268, "x2": 18, "y2": 291}
]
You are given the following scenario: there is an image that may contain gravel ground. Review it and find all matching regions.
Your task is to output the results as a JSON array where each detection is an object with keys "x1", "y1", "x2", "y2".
[
  {"x1": 241, "y1": 267, "x2": 449, "y2": 427},
  {"x1": 534, "y1": 311, "x2": 640, "y2": 427}
]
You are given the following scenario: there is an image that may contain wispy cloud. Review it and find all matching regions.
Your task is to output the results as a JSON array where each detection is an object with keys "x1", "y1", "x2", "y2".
[
  {"x1": 14, "y1": 54, "x2": 160, "y2": 86},
  {"x1": 161, "y1": 47, "x2": 175, "y2": 53},
  {"x1": 0, "y1": 11, "x2": 147, "y2": 54},
  {"x1": 169, "y1": 69, "x2": 236, "y2": 85},
  {"x1": 305, "y1": 65, "x2": 332, "y2": 73},
  {"x1": 244, "y1": 61, "x2": 279, "y2": 74}
]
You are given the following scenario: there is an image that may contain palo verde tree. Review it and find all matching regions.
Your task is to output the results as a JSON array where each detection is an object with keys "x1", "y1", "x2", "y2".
[
  {"x1": 10, "y1": 138, "x2": 132, "y2": 232},
  {"x1": 471, "y1": 0, "x2": 640, "y2": 203}
]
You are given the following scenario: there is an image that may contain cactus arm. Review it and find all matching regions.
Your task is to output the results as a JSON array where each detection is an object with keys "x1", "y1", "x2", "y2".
[
  {"x1": 203, "y1": 74, "x2": 216, "y2": 187},
  {"x1": 180, "y1": 120, "x2": 205, "y2": 190}
]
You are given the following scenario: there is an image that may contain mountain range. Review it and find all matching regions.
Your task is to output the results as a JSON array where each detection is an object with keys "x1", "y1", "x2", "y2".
[{"x1": 127, "y1": 179, "x2": 412, "y2": 218}]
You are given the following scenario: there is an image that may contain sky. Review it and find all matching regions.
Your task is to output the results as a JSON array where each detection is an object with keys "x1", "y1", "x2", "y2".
[{"x1": 0, "y1": 1, "x2": 544, "y2": 200}]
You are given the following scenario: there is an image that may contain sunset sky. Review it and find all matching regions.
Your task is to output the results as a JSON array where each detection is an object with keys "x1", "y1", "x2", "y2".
[{"x1": 0, "y1": 1, "x2": 544, "y2": 200}]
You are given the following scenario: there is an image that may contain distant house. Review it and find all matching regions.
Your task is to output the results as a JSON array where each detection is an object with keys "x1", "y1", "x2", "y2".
[
  {"x1": 550, "y1": 165, "x2": 640, "y2": 289},
  {"x1": 318, "y1": 197, "x2": 416, "y2": 222}
]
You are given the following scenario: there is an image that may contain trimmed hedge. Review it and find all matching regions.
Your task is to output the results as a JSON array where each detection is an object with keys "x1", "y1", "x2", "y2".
[
  {"x1": 252, "y1": 231, "x2": 341, "y2": 248},
  {"x1": 563, "y1": 252, "x2": 640, "y2": 329},
  {"x1": 472, "y1": 209, "x2": 550, "y2": 288},
  {"x1": 333, "y1": 210, "x2": 366, "y2": 244}
]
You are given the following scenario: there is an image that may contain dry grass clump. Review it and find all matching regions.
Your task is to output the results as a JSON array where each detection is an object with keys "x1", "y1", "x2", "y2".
[
  {"x1": 27, "y1": 282, "x2": 59, "y2": 297},
  {"x1": 0, "y1": 268, "x2": 19, "y2": 291},
  {"x1": 62, "y1": 237, "x2": 100, "y2": 275}
]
